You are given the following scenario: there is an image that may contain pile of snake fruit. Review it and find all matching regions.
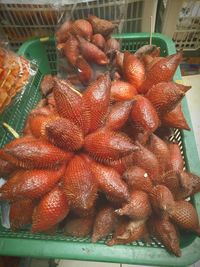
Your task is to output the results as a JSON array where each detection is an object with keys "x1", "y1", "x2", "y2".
[{"x1": 0, "y1": 15, "x2": 200, "y2": 257}]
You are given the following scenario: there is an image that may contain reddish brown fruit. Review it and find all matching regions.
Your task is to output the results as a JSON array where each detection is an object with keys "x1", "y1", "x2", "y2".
[
  {"x1": 40, "y1": 74, "x2": 55, "y2": 96},
  {"x1": 130, "y1": 142, "x2": 160, "y2": 183},
  {"x1": 10, "y1": 199, "x2": 35, "y2": 230},
  {"x1": 116, "y1": 190, "x2": 152, "y2": 220},
  {"x1": 162, "y1": 103, "x2": 190, "y2": 130},
  {"x1": 167, "y1": 143, "x2": 184, "y2": 172},
  {"x1": 146, "y1": 134, "x2": 170, "y2": 174},
  {"x1": 0, "y1": 137, "x2": 72, "y2": 169},
  {"x1": 105, "y1": 38, "x2": 120, "y2": 54},
  {"x1": 92, "y1": 206, "x2": 116, "y2": 242},
  {"x1": 169, "y1": 200, "x2": 200, "y2": 235},
  {"x1": 44, "y1": 117, "x2": 84, "y2": 151},
  {"x1": 71, "y1": 19, "x2": 93, "y2": 41},
  {"x1": 135, "y1": 45, "x2": 160, "y2": 57},
  {"x1": 107, "y1": 218, "x2": 147, "y2": 246},
  {"x1": 64, "y1": 216, "x2": 94, "y2": 237},
  {"x1": 105, "y1": 155, "x2": 133, "y2": 175},
  {"x1": 161, "y1": 170, "x2": 200, "y2": 200},
  {"x1": 32, "y1": 187, "x2": 69, "y2": 233},
  {"x1": 145, "y1": 82, "x2": 185, "y2": 115},
  {"x1": 0, "y1": 165, "x2": 66, "y2": 201},
  {"x1": 63, "y1": 155, "x2": 97, "y2": 212},
  {"x1": 0, "y1": 158, "x2": 15, "y2": 178},
  {"x1": 123, "y1": 52, "x2": 145, "y2": 90},
  {"x1": 56, "y1": 20, "x2": 72, "y2": 43},
  {"x1": 131, "y1": 95, "x2": 160, "y2": 134},
  {"x1": 115, "y1": 51, "x2": 124, "y2": 70},
  {"x1": 53, "y1": 78, "x2": 90, "y2": 134},
  {"x1": 28, "y1": 114, "x2": 52, "y2": 139},
  {"x1": 140, "y1": 51, "x2": 182, "y2": 94},
  {"x1": 148, "y1": 215, "x2": 181, "y2": 257},
  {"x1": 84, "y1": 129, "x2": 138, "y2": 162},
  {"x1": 75, "y1": 56, "x2": 93, "y2": 85},
  {"x1": 150, "y1": 185, "x2": 175, "y2": 214},
  {"x1": 88, "y1": 15, "x2": 117, "y2": 37},
  {"x1": 77, "y1": 36, "x2": 109, "y2": 65},
  {"x1": 91, "y1": 161, "x2": 129, "y2": 201},
  {"x1": 105, "y1": 100, "x2": 133, "y2": 130},
  {"x1": 91, "y1": 34, "x2": 106, "y2": 50},
  {"x1": 83, "y1": 73, "x2": 111, "y2": 132},
  {"x1": 123, "y1": 166, "x2": 153, "y2": 193},
  {"x1": 63, "y1": 35, "x2": 80, "y2": 66},
  {"x1": 110, "y1": 80, "x2": 137, "y2": 101}
]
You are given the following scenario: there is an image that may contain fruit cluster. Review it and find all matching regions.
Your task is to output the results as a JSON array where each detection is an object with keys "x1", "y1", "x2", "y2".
[{"x1": 0, "y1": 16, "x2": 199, "y2": 258}]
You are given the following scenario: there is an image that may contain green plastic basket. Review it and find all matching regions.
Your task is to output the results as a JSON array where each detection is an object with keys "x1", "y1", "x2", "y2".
[{"x1": 0, "y1": 33, "x2": 200, "y2": 266}]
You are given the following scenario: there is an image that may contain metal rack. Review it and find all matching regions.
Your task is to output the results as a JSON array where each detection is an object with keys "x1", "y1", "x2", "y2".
[{"x1": 0, "y1": 0, "x2": 158, "y2": 51}]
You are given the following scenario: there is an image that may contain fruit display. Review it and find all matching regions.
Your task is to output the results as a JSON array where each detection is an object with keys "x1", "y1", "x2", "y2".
[
  {"x1": 0, "y1": 15, "x2": 200, "y2": 259},
  {"x1": 0, "y1": 47, "x2": 31, "y2": 113}
]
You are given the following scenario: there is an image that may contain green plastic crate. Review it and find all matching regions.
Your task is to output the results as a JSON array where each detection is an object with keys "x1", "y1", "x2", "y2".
[{"x1": 0, "y1": 33, "x2": 200, "y2": 266}]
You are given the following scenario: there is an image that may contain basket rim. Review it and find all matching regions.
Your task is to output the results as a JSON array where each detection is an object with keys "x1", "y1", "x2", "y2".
[{"x1": 1, "y1": 32, "x2": 200, "y2": 266}]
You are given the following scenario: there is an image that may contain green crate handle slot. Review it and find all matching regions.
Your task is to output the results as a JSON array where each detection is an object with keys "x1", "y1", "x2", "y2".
[{"x1": 0, "y1": 33, "x2": 200, "y2": 266}]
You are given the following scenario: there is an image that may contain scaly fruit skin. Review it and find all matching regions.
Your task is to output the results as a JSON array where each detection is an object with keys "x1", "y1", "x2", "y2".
[
  {"x1": 130, "y1": 143, "x2": 161, "y2": 183},
  {"x1": 63, "y1": 35, "x2": 80, "y2": 66},
  {"x1": 110, "y1": 80, "x2": 137, "y2": 101},
  {"x1": 91, "y1": 161, "x2": 130, "y2": 201},
  {"x1": 56, "y1": 20, "x2": 72, "y2": 43},
  {"x1": 10, "y1": 199, "x2": 35, "y2": 231},
  {"x1": 64, "y1": 216, "x2": 94, "y2": 237},
  {"x1": 44, "y1": 117, "x2": 84, "y2": 151},
  {"x1": 162, "y1": 103, "x2": 190, "y2": 130},
  {"x1": 107, "y1": 218, "x2": 147, "y2": 246},
  {"x1": 75, "y1": 56, "x2": 93, "y2": 85},
  {"x1": 92, "y1": 206, "x2": 116, "y2": 242},
  {"x1": 116, "y1": 190, "x2": 152, "y2": 220},
  {"x1": 88, "y1": 15, "x2": 117, "y2": 37},
  {"x1": 32, "y1": 187, "x2": 69, "y2": 233},
  {"x1": 148, "y1": 215, "x2": 181, "y2": 257},
  {"x1": 105, "y1": 38, "x2": 120, "y2": 55},
  {"x1": 105, "y1": 100, "x2": 133, "y2": 131},
  {"x1": 63, "y1": 155, "x2": 97, "y2": 212},
  {"x1": 84, "y1": 129, "x2": 138, "y2": 162},
  {"x1": 40, "y1": 74, "x2": 55, "y2": 96},
  {"x1": 28, "y1": 114, "x2": 54, "y2": 139},
  {"x1": 0, "y1": 158, "x2": 15, "y2": 178},
  {"x1": 135, "y1": 45, "x2": 160, "y2": 57},
  {"x1": 0, "y1": 165, "x2": 65, "y2": 201},
  {"x1": 0, "y1": 137, "x2": 72, "y2": 169},
  {"x1": 71, "y1": 19, "x2": 93, "y2": 41},
  {"x1": 105, "y1": 155, "x2": 133, "y2": 175},
  {"x1": 83, "y1": 73, "x2": 111, "y2": 133},
  {"x1": 123, "y1": 52, "x2": 145, "y2": 90},
  {"x1": 150, "y1": 185, "x2": 175, "y2": 215},
  {"x1": 140, "y1": 51, "x2": 182, "y2": 94},
  {"x1": 53, "y1": 78, "x2": 90, "y2": 134},
  {"x1": 167, "y1": 143, "x2": 184, "y2": 172},
  {"x1": 115, "y1": 51, "x2": 124, "y2": 71},
  {"x1": 160, "y1": 170, "x2": 200, "y2": 200},
  {"x1": 131, "y1": 95, "x2": 160, "y2": 134},
  {"x1": 91, "y1": 34, "x2": 106, "y2": 50},
  {"x1": 77, "y1": 36, "x2": 109, "y2": 65},
  {"x1": 146, "y1": 134, "x2": 170, "y2": 174},
  {"x1": 145, "y1": 82, "x2": 185, "y2": 116},
  {"x1": 123, "y1": 166, "x2": 153, "y2": 193},
  {"x1": 169, "y1": 200, "x2": 200, "y2": 235}
]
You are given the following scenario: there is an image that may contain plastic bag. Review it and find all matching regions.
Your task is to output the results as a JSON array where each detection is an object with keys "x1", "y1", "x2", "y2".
[
  {"x1": 55, "y1": 0, "x2": 126, "y2": 90},
  {"x1": 0, "y1": 45, "x2": 37, "y2": 114}
]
